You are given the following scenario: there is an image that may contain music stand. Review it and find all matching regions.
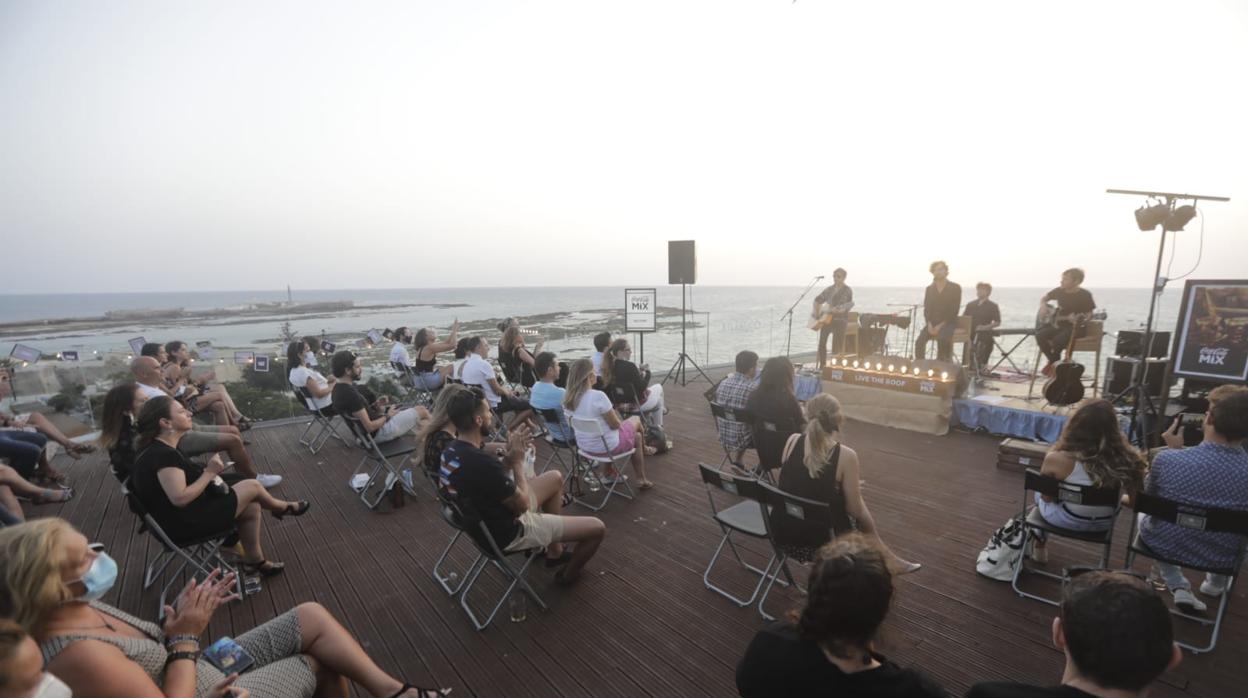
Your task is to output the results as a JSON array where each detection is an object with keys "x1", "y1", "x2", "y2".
[{"x1": 661, "y1": 283, "x2": 712, "y2": 387}]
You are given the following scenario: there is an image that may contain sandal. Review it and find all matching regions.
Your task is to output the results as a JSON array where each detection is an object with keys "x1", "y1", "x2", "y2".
[
  {"x1": 388, "y1": 684, "x2": 452, "y2": 698},
  {"x1": 37, "y1": 471, "x2": 70, "y2": 488},
  {"x1": 34, "y1": 487, "x2": 74, "y2": 505},
  {"x1": 544, "y1": 550, "x2": 574, "y2": 568},
  {"x1": 643, "y1": 445, "x2": 658, "y2": 456},
  {"x1": 240, "y1": 559, "x2": 286, "y2": 577},
  {"x1": 236, "y1": 416, "x2": 254, "y2": 432},
  {"x1": 637, "y1": 480, "x2": 655, "y2": 491},
  {"x1": 69, "y1": 443, "x2": 96, "y2": 455},
  {"x1": 272, "y1": 501, "x2": 311, "y2": 520}
]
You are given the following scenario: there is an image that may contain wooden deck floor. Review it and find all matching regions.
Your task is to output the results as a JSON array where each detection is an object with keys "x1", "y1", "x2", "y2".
[{"x1": 32, "y1": 370, "x2": 1247, "y2": 697}]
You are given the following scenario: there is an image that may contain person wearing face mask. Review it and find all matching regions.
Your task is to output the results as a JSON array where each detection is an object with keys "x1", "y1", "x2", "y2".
[
  {"x1": 0, "y1": 519, "x2": 451, "y2": 697},
  {"x1": 600, "y1": 338, "x2": 665, "y2": 433},
  {"x1": 0, "y1": 618, "x2": 74, "y2": 698},
  {"x1": 286, "y1": 341, "x2": 337, "y2": 415}
]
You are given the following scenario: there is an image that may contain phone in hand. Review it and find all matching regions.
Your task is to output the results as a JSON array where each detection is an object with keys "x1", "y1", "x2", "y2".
[
  {"x1": 1179, "y1": 412, "x2": 1205, "y2": 428},
  {"x1": 202, "y1": 636, "x2": 255, "y2": 674}
]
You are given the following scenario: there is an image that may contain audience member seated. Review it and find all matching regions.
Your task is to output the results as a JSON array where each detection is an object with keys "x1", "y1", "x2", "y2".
[
  {"x1": 165, "y1": 340, "x2": 253, "y2": 430},
  {"x1": 529, "y1": 352, "x2": 573, "y2": 443},
  {"x1": 966, "y1": 571, "x2": 1180, "y2": 698},
  {"x1": 1028, "y1": 400, "x2": 1145, "y2": 563},
  {"x1": 288, "y1": 340, "x2": 336, "y2": 414},
  {"x1": 417, "y1": 384, "x2": 507, "y2": 481},
  {"x1": 591, "y1": 332, "x2": 611, "y2": 377},
  {"x1": 499, "y1": 326, "x2": 543, "y2": 389},
  {"x1": 0, "y1": 518, "x2": 450, "y2": 697},
  {"x1": 301, "y1": 335, "x2": 326, "y2": 368},
  {"x1": 330, "y1": 351, "x2": 429, "y2": 443},
  {"x1": 746, "y1": 356, "x2": 806, "y2": 450},
  {"x1": 99, "y1": 383, "x2": 150, "y2": 482},
  {"x1": 0, "y1": 368, "x2": 76, "y2": 486},
  {"x1": 411, "y1": 320, "x2": 460, "y2": 390},
  {"x1": 714, "y1": 350, "x2": 760, "y2": 464},
  {"x1": 736, "y1": 534, "x2": 944, "y2": 697},
  {"x1": 129, "y1": 360, "x2": 281, "y2": 487},
  {"x1": 450, "y1": 337, "x2": 472, "y2": 382},
  {"x1": 775, "y1": 395, "x2": 920, "y2": 573},
  {"x1": 0, "y1": 459, "x2": 73, "y2": 524},
  {"x1": 601, "y1": 338, "x2": 666, "y2": 432},
  {"x1": 0, "y1": 617, "x2": 71, "y2": 697},
  {"x1": 563, "y1": 359, "x2": 653, "y2": 488},
  {"x1": 132, "y1": 396, "x2": 308, "y2": 576},
  {"x1": 441, "y1": 389, "x2": 606, "y2": 585},
  {"x1": 1142, "y1": 386, "x2": 1248, "y2": 614},
  {"x1": 460, "y1": 337, "x2": 533, "y2": 431}
]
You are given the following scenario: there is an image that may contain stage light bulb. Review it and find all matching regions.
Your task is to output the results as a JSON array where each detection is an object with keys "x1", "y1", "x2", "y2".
[
  {"x1": 941, "y1": 371, "x2": 949, "y2": 381},
  {"x1": 927, "y1": 369, "x2": 934, "y2": 377},
  {"x1": 852, "y1": 360, "x2": 859, "y2": 368},
  {"x1": 875, "y1": 362, "x2": 883, "y2": 371},
  {"x1": 127, "y1": 355, "x2": 133, "y2": 360},
  {"x1": 914, "y1": 367, "x2": 921, "y2": 375},
  {"x1": 887, "y1": 364, "x2": 895, "y2": 372}
]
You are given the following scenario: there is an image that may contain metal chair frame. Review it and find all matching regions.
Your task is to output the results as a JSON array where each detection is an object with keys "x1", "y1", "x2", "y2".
[
  {"x1": 534, "y1": 407, "x2": 578, "y2": 474},
  {"x1": 567, "y1": 414, "x2": 635, "y2": 511},
  {"x1": 697, "y1": 463, "x2": 786, "y2": 608},
  {"x1": 445, "y1": 495, "x2": 548, "y2": 630},
  {"x1": 341, "y1": 413, "x2": 419, "y2": 509},
  {"x1": 750, "y1": 418, "x2": 799, "y2": 485},
  {"x1": 1124, "y1": 492, "x2": 1248, "y2": 653},
  {"x1": 1011, "y1": 468, "x2": 1122, "y2": 606},
  {"x1": 756, "y1": 481, "x2": 831, "y2": 621},
  {"x1": 709, "y1": 401, "x2": 757, "y2": 470},
  {"x1": 390, "y1": 360, "x2": 436, "y2": 408},
  {"x1": 608, "y1": 383, "x2": 653, "y2": 429},
  {"x1": 423, "y1": 468, "x2": 483, "y2": 597},
  {"x1": 293, "y1": 385, "x2": 345, "y2": 454}
]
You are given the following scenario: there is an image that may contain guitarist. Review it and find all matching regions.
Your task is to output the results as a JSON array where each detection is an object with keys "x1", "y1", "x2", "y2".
[
  {"x1": 1036, "y1": 267, "x2": 1097, "y2": 378},
  {"x1": 813, "y1": 267, "x2": 854, "y2": 368}
]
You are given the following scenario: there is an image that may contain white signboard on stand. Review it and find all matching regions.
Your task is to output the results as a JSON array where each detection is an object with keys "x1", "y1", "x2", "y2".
[{"x1": 625, "y1": 288, "x2": 657, "y2": 333}]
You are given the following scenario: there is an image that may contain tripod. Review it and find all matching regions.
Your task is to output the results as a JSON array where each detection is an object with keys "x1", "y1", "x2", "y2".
[
  {"x1": 662, "y1": 283, "x2": 712, "y2": 387},
  {"x1": 781, "y1": 275, "x2": 824, "y2": 359}
]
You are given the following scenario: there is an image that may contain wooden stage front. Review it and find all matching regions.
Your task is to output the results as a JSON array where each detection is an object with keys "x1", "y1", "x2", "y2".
[{"x1": 30, "y1": 369, "x2": 1246, "y2": 697}]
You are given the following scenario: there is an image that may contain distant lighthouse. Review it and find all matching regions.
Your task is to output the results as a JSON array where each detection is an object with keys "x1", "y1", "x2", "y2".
[{"x1": 287, "y1": 285, "x2": 292, "y2": 304}]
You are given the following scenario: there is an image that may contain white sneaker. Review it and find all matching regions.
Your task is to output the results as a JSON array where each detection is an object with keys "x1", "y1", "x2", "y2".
[
  {"x1": 1199, "y1": 578, "x2": 1227, "y2": 597},
  {"x1": 256, "y1": 474, "x2": 282, "y2": 488},
  {"x1": 1173, "y1": 588, "x2": 1208, "y2": 614}
]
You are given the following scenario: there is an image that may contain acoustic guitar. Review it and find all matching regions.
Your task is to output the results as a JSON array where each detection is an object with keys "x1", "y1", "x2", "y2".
[
  {"x1": 1042, "y1": 317, "x2": 1087, "y2": 406},
  {"x1": 809, "y1": 302, "x2": 854, "y2": 330}
]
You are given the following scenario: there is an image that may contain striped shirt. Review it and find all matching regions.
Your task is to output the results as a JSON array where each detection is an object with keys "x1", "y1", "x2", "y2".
[{"x1": 715, "y1": 372, "x2": 758, "y2": 451}]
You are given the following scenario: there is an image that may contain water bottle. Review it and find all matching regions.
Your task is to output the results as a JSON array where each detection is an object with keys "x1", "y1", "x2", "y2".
[
  {"x1": 523, "y1": 446, "x2": 536, "y2": 480},
  {"x1": 1147, "y1": 563, "x2": 1167, "y2": 593},
  {"x1": 509, "y1": 592, "x2": 527, "y2": 622}
]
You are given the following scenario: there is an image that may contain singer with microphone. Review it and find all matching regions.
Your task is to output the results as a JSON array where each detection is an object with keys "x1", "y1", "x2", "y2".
[{"x1": 812, "y1": 268, "x2": 854, "y2": 369}]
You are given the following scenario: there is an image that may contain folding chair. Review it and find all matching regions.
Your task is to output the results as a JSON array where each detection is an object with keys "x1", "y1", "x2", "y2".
[
  {"x1": 534, "y1": 407, "x2": 578, "y2": 474},
  {"x1": 1124, "y1": 492, "x2": 1248, "y2": 653},
  {"x1": 450, "y1": 498, "x2": 549, "y2": 630},
  {"x1": 390, "y1": 361, "x2": 435, "y2": 408},
  {"x1": 608, "y1": 383, "x2": 652, "y2": 428},
  {"x1": 709, "y1": 402, "x2": 757, "y2": 470},
  {"x1": 1011, "y1": 468, "x2": 1122, "y2": 606},
  {"x1": 119, "y1": 480, "x2": 244, "y2": 618},
  {"x1": 421, "y1": 468, "x2": 482, "y2": 596},
  {"x1": 698, "y1": 463, "x2": 784, "y2": 608},
  {"x1": 567, "y1": 415, "x2": 635, "y2": 511},
  {"x1": 756, "y1": 481, "x2": 831, "y2": 621},
  {"x1": 751, "y1": 418, "x2": 799, "y2": 483},
  {"x1": 293, "y1": 386, "x2": 345, "y2": 454},
  {"x1": 340, "y1": 414, "x2": 419, "y2": 509}
]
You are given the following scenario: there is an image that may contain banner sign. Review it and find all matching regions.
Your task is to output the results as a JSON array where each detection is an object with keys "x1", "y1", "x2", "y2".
[
  {"x1": 254, "y1": 355, "x2": 270, "y2": 372},
  {"x1": 822, "y1": 365, "x2": 955, "y2": 398},
  {"x1": 625, "y1": 288, "x2": 657, "y2": 333},
  {"x1": 233, "y1": 351, "x2": 255, "y2": 365},
  {"x1": 127, "y1": 337, "x2": 147, "y2": 356},
  {"x1": 10, "y1": 344, "x2": 41, "y2": 362},
  {"x1": 196, "y1": 340, "x2": 215, "y2": 361},
  {"x1": 1172, "y1": 279, "x2": 1248, "y2": 383},
  {"x1": 61, "y1": 351, "x2": 79, "y2": 361}
]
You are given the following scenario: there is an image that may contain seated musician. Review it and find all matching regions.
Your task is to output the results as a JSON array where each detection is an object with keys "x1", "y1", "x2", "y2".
[
  {"x1": 914, "y1": 261, "x2": 961, "y2": 363},
  {"x1": 812, "y1": 268, "x2": 853, "y2": 369},
  {"x1": 1036, "y1": 268, "x2": 1096, "y2": 377},
  {"x1": 964, "y1": 282, "x2": 1001, "y2": 373}
]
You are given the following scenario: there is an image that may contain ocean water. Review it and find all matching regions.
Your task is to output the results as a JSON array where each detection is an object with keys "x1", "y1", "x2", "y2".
[{"x1": 0, "y1": 286, "x2": 1183, "y2": 369}]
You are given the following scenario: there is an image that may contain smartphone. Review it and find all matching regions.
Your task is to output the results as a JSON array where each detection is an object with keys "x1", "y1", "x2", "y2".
[
  {"x1": 202, "y1": 636, "x2": 255, "y2": 674},
  {"x1": 1179, "y1": 412, "x2": 1205, "y2": 427}
]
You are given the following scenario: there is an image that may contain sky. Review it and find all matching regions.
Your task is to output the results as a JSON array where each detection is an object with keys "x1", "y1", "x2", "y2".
[{"x1": 2, "y1": 0, "x2": 1246, "y2": 293}]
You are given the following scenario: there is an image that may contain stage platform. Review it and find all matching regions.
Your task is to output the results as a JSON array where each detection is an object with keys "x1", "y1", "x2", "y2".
[{"x1": 953, "y1": 371, "x2": 1077, "y2": 443}]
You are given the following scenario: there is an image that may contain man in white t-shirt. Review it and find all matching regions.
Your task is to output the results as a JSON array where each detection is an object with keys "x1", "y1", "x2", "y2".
[
  {"x1": 460, "y1": 337, "x2": 533, "y2": 430},
  {"x1": 389, "y1": 326, "x2": 413, "y2": 368},
  {"x1": 591, "y1": 332, "x2": 611, "y2": 377}
]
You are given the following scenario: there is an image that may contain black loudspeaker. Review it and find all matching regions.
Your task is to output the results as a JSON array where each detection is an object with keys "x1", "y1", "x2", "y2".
[
  {"x1": 668, "y1": 240, "x2": 696, "y2": 284},
  {"x1": 1115, "y1": 330, "x2": 1170, "y2": 359},
  {"x1": 1104, "y1": 357, "x2": 1169, "y2": 397}
]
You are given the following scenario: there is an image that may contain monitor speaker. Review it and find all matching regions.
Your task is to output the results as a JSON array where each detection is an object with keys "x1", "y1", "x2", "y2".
[
  {"x1": 1115, "y1": 330, "x2": 1170, "y2": 359},
  {"x1": 1103, "y1": 357, "x2": 1169, "y2": 397},
  {"x1": 668, "y1": 240, "x2": 696, "y2": 284}
]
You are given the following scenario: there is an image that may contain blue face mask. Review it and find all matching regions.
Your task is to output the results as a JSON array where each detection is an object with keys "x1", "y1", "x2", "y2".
[{"x1": 72, "y1": 544, "x2": 118, "y2": 602}]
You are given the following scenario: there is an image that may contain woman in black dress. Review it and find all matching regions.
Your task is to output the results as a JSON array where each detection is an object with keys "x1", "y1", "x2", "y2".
[
  {"x1": 745, "y1": 356, "x2": 806, "y2": 472},
  {"x1": 131, "y1": 396, "x2": 309, "y2": 576},
  {"x1": 772, "y1": 394, "x2": 919, "y2": 573}
]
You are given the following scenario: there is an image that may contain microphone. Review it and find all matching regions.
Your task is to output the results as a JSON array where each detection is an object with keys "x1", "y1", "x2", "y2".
[{"x1": 815, "y1": 275, "x2": 825, "y2": 280}]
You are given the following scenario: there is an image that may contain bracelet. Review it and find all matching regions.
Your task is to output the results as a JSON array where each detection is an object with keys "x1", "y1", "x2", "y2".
[
  {"x1": 164, "y1": 650, "x2": 199, "y2": 667},
  {"x1": 164, "y1": 634, "x2": 200, "y2": 649}
]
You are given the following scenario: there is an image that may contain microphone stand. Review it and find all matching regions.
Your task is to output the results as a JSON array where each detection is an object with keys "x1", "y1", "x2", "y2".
[{"x1": 781, "y1": 276, "x2": 825, "y2": 359}]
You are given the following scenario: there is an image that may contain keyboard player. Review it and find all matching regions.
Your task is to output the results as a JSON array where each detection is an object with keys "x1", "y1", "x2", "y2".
[{"x1": 964, "y1": 282, "x2": 1000, "y2": 374}]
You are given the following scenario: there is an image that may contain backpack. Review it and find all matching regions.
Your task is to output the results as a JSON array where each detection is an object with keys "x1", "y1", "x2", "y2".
[
  {"x1": 645, "y1": 424, "x2": 672, "y2": 454},
  {"x1": 975, "y1": 515, "x2": 1029, "y2": 581}
]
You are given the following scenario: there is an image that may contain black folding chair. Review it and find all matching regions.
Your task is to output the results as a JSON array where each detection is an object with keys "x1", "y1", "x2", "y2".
[
  {"x1": 534, "y1": 407, "x2": 578, "y2": 474},
  {"x1": 450, "y1": 497, "x2": 548, "y2": 630},
  {"x1": 422, "y1": 468, "x2": 482, "y2": 597},
  {"x1": 390, "y1": 361, "x2": 435, "y2": 408},
  {"x1": 1011, "y1": 469, "x2": 1122, "y2": 606},
  {"x1": 709, "y1": 402, "x2": 756, "y2": 470},
  {"x1": 1124, "y1": 492, "x2": 1248, "y2": 653},
  {"x1": 698, "y1": 463, "x2": 782, "y2": 608},
  {"x1": 751, "y1": 418, "x2": 799, "y2": 484},
  {"x1": 293, "y1": 385, "x2": 345, "y2": 454},
  {"x1": 340, "y1": 413, "x2": 419, "y2": 509},
  {"x1": 756, "y1": 481, "x2": 832, "y2": 621},
  {"x1": 609, "y1": 383, "x2": 652, "y2": 428}
]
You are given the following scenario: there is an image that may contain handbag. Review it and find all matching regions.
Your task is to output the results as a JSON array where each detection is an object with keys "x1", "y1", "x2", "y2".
[{"x1": 975, "y1": 515, "x2": 1029, "y2": 581}]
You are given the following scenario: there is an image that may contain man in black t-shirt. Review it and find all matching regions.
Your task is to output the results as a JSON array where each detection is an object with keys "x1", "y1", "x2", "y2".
[
  {"x1": 915, "y1": 260, "x2": 962, "y2": 362},
  {"x1": 964, "y1": 282, "x2": 1001, "y2": 373},
  {"x1": 965, "y1": 571, "x2": 1179, "y2": 698},
  {"x1": 1036, "y1": 268, "x2": 1097, "y2": 375},
  {"x1": 813, "y1": 267, "x2": 854, "y2": 368},
  {"x1": 441, "y1": 389, "x2": 605, "y2": 585},
  {"x1": 329, "y1": 351, "x2": 429, "y2": 443}
]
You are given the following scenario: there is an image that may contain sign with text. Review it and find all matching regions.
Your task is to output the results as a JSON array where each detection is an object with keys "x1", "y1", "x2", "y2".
[
  {"x1": 254, "y1": 355, "x2": 270, "y2": 372},
  {"x1": 60, "y1": 351, "x2": 79, "y2": 362},
  {"x1": 1172, "y1": 279, "x2": 1248, "y2": 383},
  {"x1": 127, "y1": 337, "x2": 147, "y2": 356},
  {"x1": 625, "y1": 288, "x2": 657, "y2": 333},
  {"x1": 233, "y1": 351, "x2": 255, "y2": 365},
  {"x1": 196, "y1": 340, "x2": 215, "y2": 361},
  {"x1": 822, "y1": 366, "x2": 955, "y2": 398},
  {"x1": 10, "y1": 344, "x2": 41, "y2": 362}
]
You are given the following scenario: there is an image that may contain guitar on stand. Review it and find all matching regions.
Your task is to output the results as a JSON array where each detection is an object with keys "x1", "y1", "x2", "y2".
[{"x1": 1037, "y1": 307, "x2": 1106, "y2": 406}]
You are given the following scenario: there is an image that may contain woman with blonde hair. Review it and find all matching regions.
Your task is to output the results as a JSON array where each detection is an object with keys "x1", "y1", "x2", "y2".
[
  {"x1": 772, "y1": 394, "x2": 919, "y2": 574},
  {"x1": 563, "y1": 359, "x2": 653, "y2": 489},
  {"x1": 0, "y1": 518, "x2": 449, "y2": 697},
  {"x1": 498, "y1": 325, "x2": 543, "y2": 389}
]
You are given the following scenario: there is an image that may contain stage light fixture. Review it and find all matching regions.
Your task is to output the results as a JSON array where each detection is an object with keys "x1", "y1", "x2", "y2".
[
  {"x1": 927, "y1": 369, "x2": 934, "y2": 377},
  {"x1": 1163, "y1": 204, "x2": 1197, "y2": 231},
  {"x1": 875, "y1": 362, "x2": 883, "y2": 371},
  {"x1": 888, "y1": 364, "x2": 895, "y2": 372},
  {"x1": 852, "y1": 360, "x2": 859, "y2": 368},
  {"x1": 913, "y1": 367, "x2": 921, "y2": 376},
  {"x1": 941, "y1": 371, "x2": 949, "y2": 381},
  {"x1": 1135, "y1": 201, "x2": 1170, "y2": 230}
]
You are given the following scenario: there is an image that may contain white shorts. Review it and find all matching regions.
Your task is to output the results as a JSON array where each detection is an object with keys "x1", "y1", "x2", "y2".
[{"x1": 374, "y1": 408, "x2": 420, "y2": 443}]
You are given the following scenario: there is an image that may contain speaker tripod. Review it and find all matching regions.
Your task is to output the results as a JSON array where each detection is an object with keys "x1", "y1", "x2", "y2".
[{"x1": 662, "y1": 283, "x2": 712, "y2": 387}]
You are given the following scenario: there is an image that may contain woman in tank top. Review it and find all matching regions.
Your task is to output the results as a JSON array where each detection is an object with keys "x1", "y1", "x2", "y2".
[
  {"x1": 411, "y1": 320, "x2": 460, "y2": 391},
  {"x1": 772, "y1": 394, "x2": 920, "y2": 574}
]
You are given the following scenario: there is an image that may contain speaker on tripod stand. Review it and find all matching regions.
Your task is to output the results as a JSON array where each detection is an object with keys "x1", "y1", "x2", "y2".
[{"x1": 662, "y1": 240, "x2": 711, "y2": 387}]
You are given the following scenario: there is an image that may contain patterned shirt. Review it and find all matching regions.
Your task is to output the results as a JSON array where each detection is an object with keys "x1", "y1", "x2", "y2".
[
  {"x1": 714, "y1": 372, "x2": 759, "y2": 450},
  {"x1": 1140, "y1": 441, "x2": 1248, "y2": 571}
]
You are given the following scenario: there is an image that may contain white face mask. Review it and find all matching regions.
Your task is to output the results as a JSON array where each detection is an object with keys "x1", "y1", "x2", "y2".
[{"x1": 33, "y1": 672, "x2": 73, "y2": 698}]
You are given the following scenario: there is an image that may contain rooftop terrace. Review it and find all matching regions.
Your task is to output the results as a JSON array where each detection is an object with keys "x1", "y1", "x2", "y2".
[{"x1": 30, "y1": 370, "x2": 1247, "y2": 697}]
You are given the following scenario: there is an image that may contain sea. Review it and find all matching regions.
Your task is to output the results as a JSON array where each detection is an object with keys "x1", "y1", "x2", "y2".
[{"x1": 0, "y1": 286, "x2": 1184, "y2": 370}]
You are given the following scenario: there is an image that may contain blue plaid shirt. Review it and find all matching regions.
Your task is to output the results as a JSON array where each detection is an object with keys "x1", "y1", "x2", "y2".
[{"x1": 714, "y1": 372, "x2": 758, "y2": 450}]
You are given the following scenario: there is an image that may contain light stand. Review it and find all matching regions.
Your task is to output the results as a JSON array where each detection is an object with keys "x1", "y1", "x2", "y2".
[
  {"x1": 780, "y1": 275, "x2": 824, "y2": 359},
  {"x1": 662, "y1": 283, "x2": 712, "y2": 387},
  {"x1": 1106, "y1": 188, "x2": 1229, "y2": 447}
]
